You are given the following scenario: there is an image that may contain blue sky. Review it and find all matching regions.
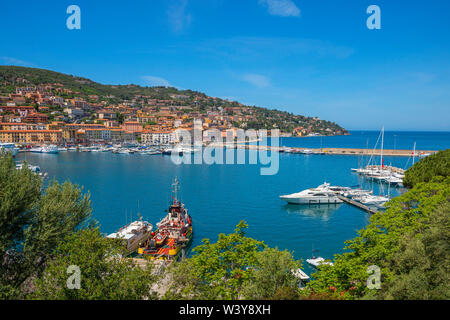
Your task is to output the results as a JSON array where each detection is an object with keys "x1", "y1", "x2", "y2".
[{"x1": 1, "y1": 0, "x2": 449, "y2": 131}]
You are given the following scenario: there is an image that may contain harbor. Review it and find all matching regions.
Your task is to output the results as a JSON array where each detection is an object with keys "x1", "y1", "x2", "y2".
[{"x1": 10, "y1": 130, "x2": 447, "y2": 276}]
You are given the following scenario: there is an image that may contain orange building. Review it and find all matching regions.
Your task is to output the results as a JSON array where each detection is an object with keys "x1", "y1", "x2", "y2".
[
  {"x1": 122, "y1": 121, "x2": 143, "y2": 133},
  {"x1": 0, "y1": 130, "x2": 63, "y2": 144}
]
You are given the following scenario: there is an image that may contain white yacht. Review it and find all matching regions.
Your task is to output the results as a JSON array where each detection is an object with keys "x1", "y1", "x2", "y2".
[
  {"x1": 0, "y1": 143, "x2": 19, "y2": 157},
  {"x1": 306, "y1": 256, "x2": 334, "y2": 268},
  {"x1": 356, "y1": 194, "x2": 390, "y2": 207},
  {"x1": 29, "y1": 145, "x2": 59, "y2": 154},
  {"x1": 107, "y1": 220, "x2": 153, "y2": 253},
  {"x1": 280, "y1": 183, "x2": 344, "y2": 205}
]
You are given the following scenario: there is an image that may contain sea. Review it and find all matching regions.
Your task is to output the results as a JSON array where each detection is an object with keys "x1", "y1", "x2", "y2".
[{"x1": 15, "y1": 130, "x2": 450, "y2": 274}]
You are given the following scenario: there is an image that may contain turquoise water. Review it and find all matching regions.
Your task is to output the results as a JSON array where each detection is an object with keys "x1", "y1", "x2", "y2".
[{"x1": 15, "y1": 132, "x2": 449, "y2": 274}]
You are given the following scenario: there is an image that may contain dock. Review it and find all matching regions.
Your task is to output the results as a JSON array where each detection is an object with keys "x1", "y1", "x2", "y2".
[
  {"x1": 335, "y1": 194, "x2": 378, "y2": 214},
  {"x1": 228, "y1": 144, "x2": 437, "y2": 157}
]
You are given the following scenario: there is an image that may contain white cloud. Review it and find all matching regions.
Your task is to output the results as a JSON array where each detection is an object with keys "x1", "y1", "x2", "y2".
[
  {"x1": 242, "y1": 73, "x2": 271, "y2": 88},
  {"x1": 167, "y1": 0, "x2": 191, "y2": 33},
  {"x1": 0, "y1": 56, "x2": 32, "y2": 66},
  {"x1": 141, "y1": 76, "x2": 171, "y2": 87},
  {"x1": 258, "y1": 0, "x2": 300, "y2": 17}
]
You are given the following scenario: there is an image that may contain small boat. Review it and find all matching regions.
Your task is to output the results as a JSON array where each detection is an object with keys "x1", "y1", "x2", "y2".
[
  {"x1": 301, "y1": 149, "x2": 313, "y2": 154},
  {"x1": 357, "y1": 194, "x2": 390, "y2": 206},
  {"x1": 107, "y1": 219, "x2": 153, "y2": 253},
  {"x1": 291, "y1": 268, "x2": 310, "y2": 289},
  {"x1": 280, "y1": 183, "x2": 343, "y2": 205},
  {"x1": 306, "y1": 250, "x2": 333, "y2": 268},
  {"x1": 306, "y1": 256, "x2": 334, "y2": 268},
  {"x1": 0, "y1": 143, "x2": 19, "y2": 157},
  {"x1": 15, "y1": 162, "x2": 48, "y2": 177}
]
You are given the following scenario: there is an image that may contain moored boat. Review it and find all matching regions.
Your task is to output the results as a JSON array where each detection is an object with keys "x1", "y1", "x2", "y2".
[
  {"x1": 30, "y1": 145, "x2": 59, "y2": 154},
  {"x1": 0, "y1": 143, "x2": 19, "y2": 157},
  {"x1": 138, "y1": 178, "x2": 193, "y2": 261},
  {"x1": 280, "y1": 182, "x2": 343, "y2": 205},
  {"x1": 107, "y1": 219, "x2": 153, "y2": 253}
]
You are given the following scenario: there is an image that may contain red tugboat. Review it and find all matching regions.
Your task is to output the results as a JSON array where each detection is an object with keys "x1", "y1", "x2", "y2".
[{"x1": 138, "y1": 178, "x2": 193, "y2": 261}]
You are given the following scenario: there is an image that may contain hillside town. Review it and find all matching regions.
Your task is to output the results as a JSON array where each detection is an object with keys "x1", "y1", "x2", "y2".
[{"x1": 0, "y1": 68, "x2": 348, "y2": 146}]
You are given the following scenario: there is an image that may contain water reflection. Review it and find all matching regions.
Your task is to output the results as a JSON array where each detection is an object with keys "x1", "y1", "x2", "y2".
[{"x1": 282, "y1": 203, "x2": 342, "y2": 221}]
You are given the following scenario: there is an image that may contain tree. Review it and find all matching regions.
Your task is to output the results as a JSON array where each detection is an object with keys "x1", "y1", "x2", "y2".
[
  {"x1": 116, "y1": 112, "x2": 125, "y2": 125},
  {"x1": 164, "y1": 221, "x2": 303, "y2": 300},
  {"x1": 0, "y1": 154, "x2": 41, "y2": 298},
  {"x1": 308, "y1": 154, "x2": 450, "y2": 300},
  {"x1": 0, "y1": 155, "x2": 92, "y2": 299},
  {"x1": 33, "y1": 228, "x2": 158, "y2": 300},
  {"x1": 403, "y1": 149, "x2": 450, "y2": 188},
  {"x1": 164, "y1": 221, "x2": 266, "y2": 300},
  {"x1": 380, "y1": 201, "x2": 450, "y2": 300},
  {"x1": 241, "y1": 247, "x2": 301, "y2": 300}
]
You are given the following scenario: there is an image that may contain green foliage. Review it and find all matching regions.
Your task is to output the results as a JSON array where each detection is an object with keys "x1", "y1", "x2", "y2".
[
  {"x1": 0, "y1": 155, "x2": 92, "y2": 299},
  {"x1": 380, "y1": 201, "x2": 450, "y2": 300},
  {"x1": 33, "y1": 228, "x2": 157, "y2": 300},
  {"x1": 308, "y1": 160, "x2": 450, "y2": 300},
  {"x1": 403, "y1": 149, "x2": 450, "y2": 188},
  {"x1": 165, "y1": 221, "x2": 302, "y2": 300},
  {"x1": 241, "y1": 247, "x2": 301, "y2": 300},
  {"x1": 165, "y1": 221, "x2": 265, "y2": 299},
  {"x1": 0, "y1": 65, "x2": 347, "y2": 135}
]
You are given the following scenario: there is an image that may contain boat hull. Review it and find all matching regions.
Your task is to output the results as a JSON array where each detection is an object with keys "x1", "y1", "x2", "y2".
[{"x1": 280, "y1": 196, "x2": 343, "y2": 205}]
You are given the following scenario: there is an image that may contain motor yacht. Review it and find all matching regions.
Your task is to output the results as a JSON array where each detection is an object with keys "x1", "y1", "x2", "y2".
[
  {"x1": 107, "y1": 219, "x2": 153, "y2": 253},
  {"x1": 280, "y1": 183, "x2": 344, "y2": 205}
]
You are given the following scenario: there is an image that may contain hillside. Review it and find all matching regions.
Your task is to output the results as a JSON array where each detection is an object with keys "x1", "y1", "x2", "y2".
[{"x1": 0, "y1": 65, "x2": 348, "y2": 135}]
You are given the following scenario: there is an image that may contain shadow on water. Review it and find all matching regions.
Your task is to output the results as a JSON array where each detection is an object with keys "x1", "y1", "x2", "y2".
[{"x1": 282, "y1": 203, "x2": 343, "y2": 221}]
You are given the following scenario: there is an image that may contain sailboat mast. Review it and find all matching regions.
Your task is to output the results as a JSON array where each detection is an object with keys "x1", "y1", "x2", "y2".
[
  {"x1": 412, "y1": 142, "x2": 416, "y2": 165},
  {"x1": 380, "y1": 126, "x2": 384, "y2": 168}
]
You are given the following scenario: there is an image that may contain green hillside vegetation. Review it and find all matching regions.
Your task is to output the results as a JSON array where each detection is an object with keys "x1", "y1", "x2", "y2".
[
  {"x1": 403, "y1": 149, "x2": 450, "y2": 188},
  {"x1": 0, "y1": 65, "x2": 348, "y2": 135}
]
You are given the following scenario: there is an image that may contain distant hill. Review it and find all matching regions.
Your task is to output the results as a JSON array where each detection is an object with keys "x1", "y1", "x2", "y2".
[{"x1": 0, "y1": 65, "x2": 348, "y2": 135}]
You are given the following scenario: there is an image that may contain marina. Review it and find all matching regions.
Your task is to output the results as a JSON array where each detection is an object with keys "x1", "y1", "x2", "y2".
[{"x1": 13, "y1": 131, "x2": 448, "y2": 274}]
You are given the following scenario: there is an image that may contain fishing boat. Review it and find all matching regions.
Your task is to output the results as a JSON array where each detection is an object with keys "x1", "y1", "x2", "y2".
[
  {"x1": 0, "y1": 143, "x2": 19, "y2": 157},
  {"x1": 138, "y1": 178, "x2": 193, "y2": 261},
  {"x1": 107, "y1": 218, "x2": 153, "y2": 253},
  {"x1": 280, "y1": 182, "x2": 343, "y2": 205}
]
